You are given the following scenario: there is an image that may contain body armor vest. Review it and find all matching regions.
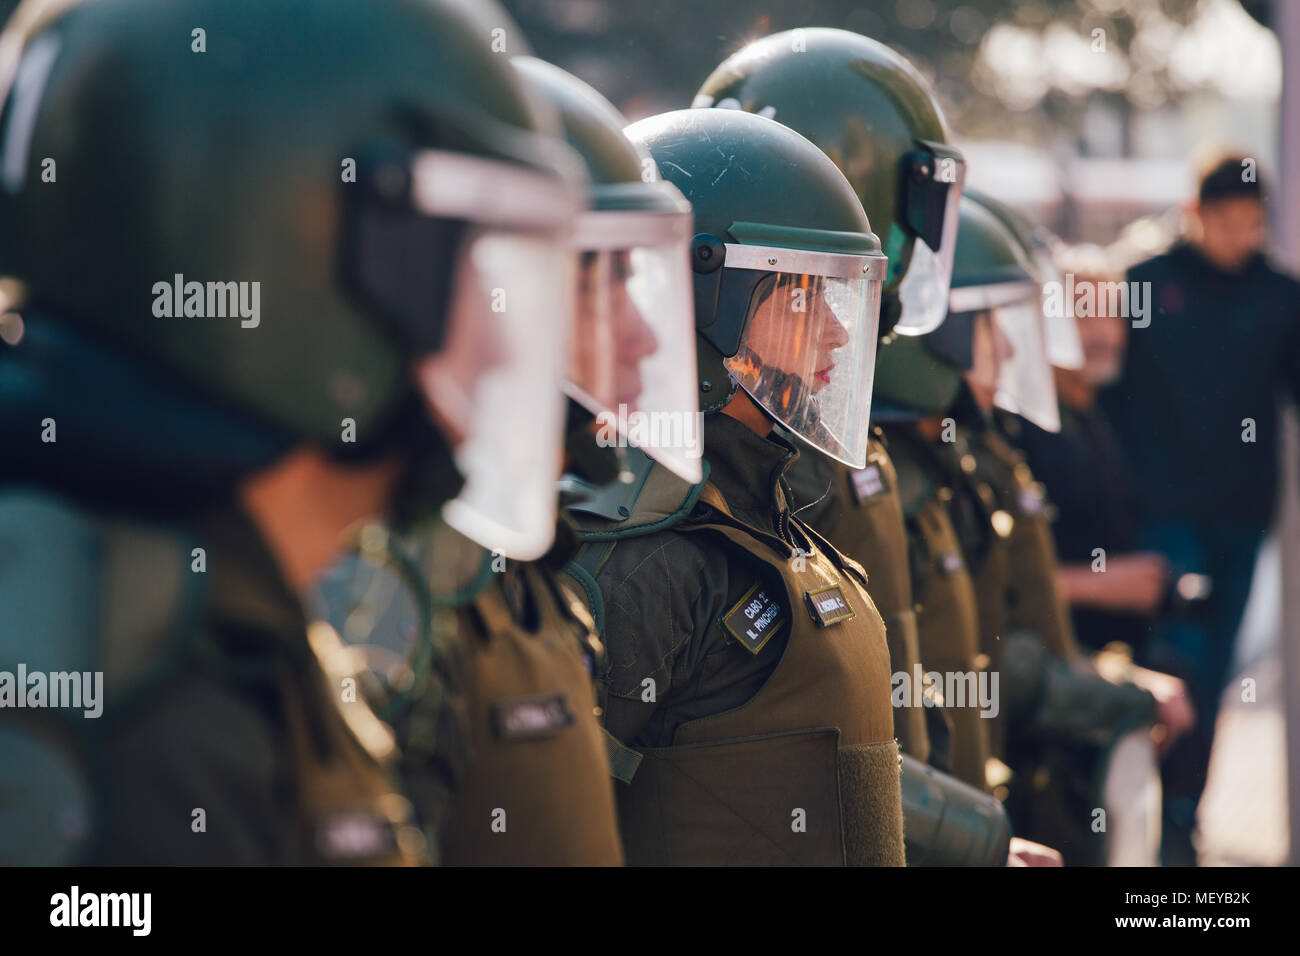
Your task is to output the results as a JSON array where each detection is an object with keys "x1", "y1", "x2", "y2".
[
  {"x1": 423, "y1": 525, "x2": 624, "y2": 866},
  {"x1": 924, "y1": 425, "x2": 1015, "y2": 761},
  {"x1": 973, "y1": 426, "x2": 1078, "y2": 658},
  {"x1": 566, "y1": 461, "x2": 904, "y2": 867},
  {"x1": 884, "y1": 426, "x2": 992, "y2": 790},
  {"x1": 969, "y1": 423, "x2": 1156, "y2": 863},
  {"x1": 813, "y1": 437, "x2": 930, "y2": 763},
  {"x1": 0, "y1": 491, "x2": 423, "y2": 865}
]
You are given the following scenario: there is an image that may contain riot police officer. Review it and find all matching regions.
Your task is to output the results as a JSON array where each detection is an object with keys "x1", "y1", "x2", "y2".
[
  {"x1": 0, "y1": 0, "x2": 586, "y2": 864},
  {"x1": 319, "y1": 57, "x2": 711, "y2": 865},
  {"x1": 565, "y1": 106, "x2": 905, "y2": 866},
  {"x1": 909, "y1": 192, "x2": 1160, "y2": 864},
  {"x1": 692, "y1": 28, "x2": 1020, "y2": 866}
]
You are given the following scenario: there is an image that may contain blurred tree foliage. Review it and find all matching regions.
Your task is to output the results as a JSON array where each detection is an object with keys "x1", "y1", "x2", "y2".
[
  {"x1": 0, "y1": 1, "x2": 1268, "y2": 143},
  {"x1": 502, "y1": 0, "x2": 1250, "y2": 141}
]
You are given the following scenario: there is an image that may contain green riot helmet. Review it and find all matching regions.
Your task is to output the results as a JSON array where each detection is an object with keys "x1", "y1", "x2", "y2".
[
  {"x1": 873, "y1": 195, "x2": 1047, "y2": 422},
  {"x1": 694, "y1": 28, "x2": 966, "y2": 338},
  {"x1": 967, "y1": 188, "x2": 1084, "y2": 371},
  {"x1": 626, "y1": 109, "x2": 887, "y2": 469},
  {"x1": 948, "y1": 195, "x2": 1060, "y2": 433},
  {"x1": 0, "y1": 0, "x2": 588, "y2": 558},
  {"x1": 511, "y1": 57, "x2": 701, "y2": 483}
]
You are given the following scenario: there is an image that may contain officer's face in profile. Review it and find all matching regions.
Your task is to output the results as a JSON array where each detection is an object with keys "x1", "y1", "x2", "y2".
[
  {"x1": 1194, "y1": 196, "x2": 1265, "y2": 273},
  {"x1": 746, "y1": 275, "x2": 850, "y2": 392},
  {"x1": 573, "y1": 251, "x2": 659, "y2": 410}
]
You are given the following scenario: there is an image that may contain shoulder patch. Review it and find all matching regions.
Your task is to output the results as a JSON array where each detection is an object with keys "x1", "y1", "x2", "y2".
[{"x1": 722, "y1": 582, "x2": 787, "y2": 655}]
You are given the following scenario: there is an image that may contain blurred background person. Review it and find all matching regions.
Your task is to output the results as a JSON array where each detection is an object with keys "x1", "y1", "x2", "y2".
[
  {"x1": 1016, "y1": 247, "x2": 1173, "y2": 655},
  {"x1": 1098, "y1": 155, "x2": 1300, "y2": 864}
]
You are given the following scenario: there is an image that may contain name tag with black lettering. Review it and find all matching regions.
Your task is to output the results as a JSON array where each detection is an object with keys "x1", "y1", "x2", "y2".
[
  {"x1": 492, "y1": 693, "x2": 574, "y2": 741},
  {"x1": 723, "y1": 583, "x2": 787, "y2": 655},
  {"x1": 804, "y1": 584, "x2": 855, "y2": 628}
]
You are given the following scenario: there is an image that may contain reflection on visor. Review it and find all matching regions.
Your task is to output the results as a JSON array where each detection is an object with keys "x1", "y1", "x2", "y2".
[
  {"x1": 993, "y1": 299, "x2": 1060, "y2": 433},
  {"x1": 725, "y1": 270, "x2": 881, "y2": 468},
  {"x1": 429, "y1": 230, "x2": 576, "y2": 560},
  {"x1": 565, "y1": 219, "x2": 702, "y2": 482},
  {"x1": 895, "y1": 169, "x2": 965, "y2": 337}
]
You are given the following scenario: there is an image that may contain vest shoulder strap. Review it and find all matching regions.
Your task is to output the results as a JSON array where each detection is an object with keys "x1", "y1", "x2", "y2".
[
  {"x1": 602, "y1": 727, "x2": 644, "y2": 784},
  {"x1": 561, "y1": 450, "x2": 711, "y2": 636},
  {"x1": 561, "y1": 544, "x2": 613, "y2": 638}
]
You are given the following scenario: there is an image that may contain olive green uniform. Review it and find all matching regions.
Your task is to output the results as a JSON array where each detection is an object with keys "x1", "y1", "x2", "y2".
[
  {"x1": 569, "y1": 415, "x2": 904, "y2": 866},
  {"x1": 973, "y1": 422, "x2": 1076, "y2": 657},
  {"x1": 786, "y1": 430, "x2": 1020, "y2": 864},
  {"x1": 915, "y1": 421, "x2": 1016, "y2": 764},
  {"x1": 0, "y1": 493, "x2": 424, "y2": 865},
  {"x1": 409, "y1": 523, "x2": 624, "y2": 865},
  {"x1": 0, "y1": 0, "x2": 585, "y2": 870},
  {"x1": 963, "y1": 414, "x2": 1157, "y2": 862},
  {"x1": 783, "y1": 431, "x2": 930, "y2": 763},
  {"x1": 882, "y1": 424, "x2": 992, "y2": 791}
]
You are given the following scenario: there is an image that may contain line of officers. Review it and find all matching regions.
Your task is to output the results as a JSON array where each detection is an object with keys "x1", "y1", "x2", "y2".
[{"x1": 0, "y1": 0, "x2": 1179, "y2": 866}]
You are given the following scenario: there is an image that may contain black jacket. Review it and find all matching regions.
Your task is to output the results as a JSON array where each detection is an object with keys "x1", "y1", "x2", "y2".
[{"x1": 1100, "y1": 241, "x2": 1300, "y2": 531}]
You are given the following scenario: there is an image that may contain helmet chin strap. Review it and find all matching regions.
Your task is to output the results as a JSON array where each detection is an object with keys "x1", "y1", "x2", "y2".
[
  {"x1": 727, "y1": 345, "x2": 820, "y2": 439},
  {"x1": 382, "y1": 403, "x2": 466, "y2": 534},
  {"x1": 717, "y1": 387, "x2": 775, "y2": 437},
  {"x1": 878, "y1": 293, "x2": 903, "y2": 339}
]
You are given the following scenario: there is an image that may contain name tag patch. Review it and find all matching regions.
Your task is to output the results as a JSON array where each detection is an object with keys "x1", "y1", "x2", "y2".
[
  {"x1": 723, "y1": 582, "x2": 787, "y2": 655},
  {"x1": 939, "y1": 551, "x2": 965, "y2": 575},
  {"x1": 1017, "y1": 485, "x2": 1044, "y2": 517},
  {"x1": 314, "y1": 811, "x2": 399, "y2": 862},
  {"x1": 492, "y1": 693, "x2": 574, "y2": 741},
  {"x1": 850, "y1": 464, "x2": 885, "y2": 502},
  {"x1": 804, "y1": 584, "x2": 855, "y2": 628}
]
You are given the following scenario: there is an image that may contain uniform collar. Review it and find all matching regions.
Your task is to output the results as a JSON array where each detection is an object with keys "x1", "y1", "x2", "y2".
[
  {"x1": 702, "y1": 412, "x2": 800, "y2": 531},
  {"x1": 1172, "y1": 239, "x2": 1266, "y2": 281}
]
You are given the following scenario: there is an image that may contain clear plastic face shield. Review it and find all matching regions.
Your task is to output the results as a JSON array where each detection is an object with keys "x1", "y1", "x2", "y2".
[
  {"x1": 895, "y1": 146, "x2": 967, "y2": 337},
  {"x1": 567, "y1": 205, "x2": 702, "y2": 482},
  {"x1": 408, "y1": 150, "x2": 584, "y2": 560},
  {"x1": 722, "y1": 244, "x2": 886, "y2": 468},
  {"x1": 992, "y1": 297, "x2": 1061, "y2": 433},
  {"x1": 1033, "y1": 244, "x2": 1085, "y2": 370},
  {"x1": 953, "y1": 280, "x2": 1060, "y2": 432}
]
